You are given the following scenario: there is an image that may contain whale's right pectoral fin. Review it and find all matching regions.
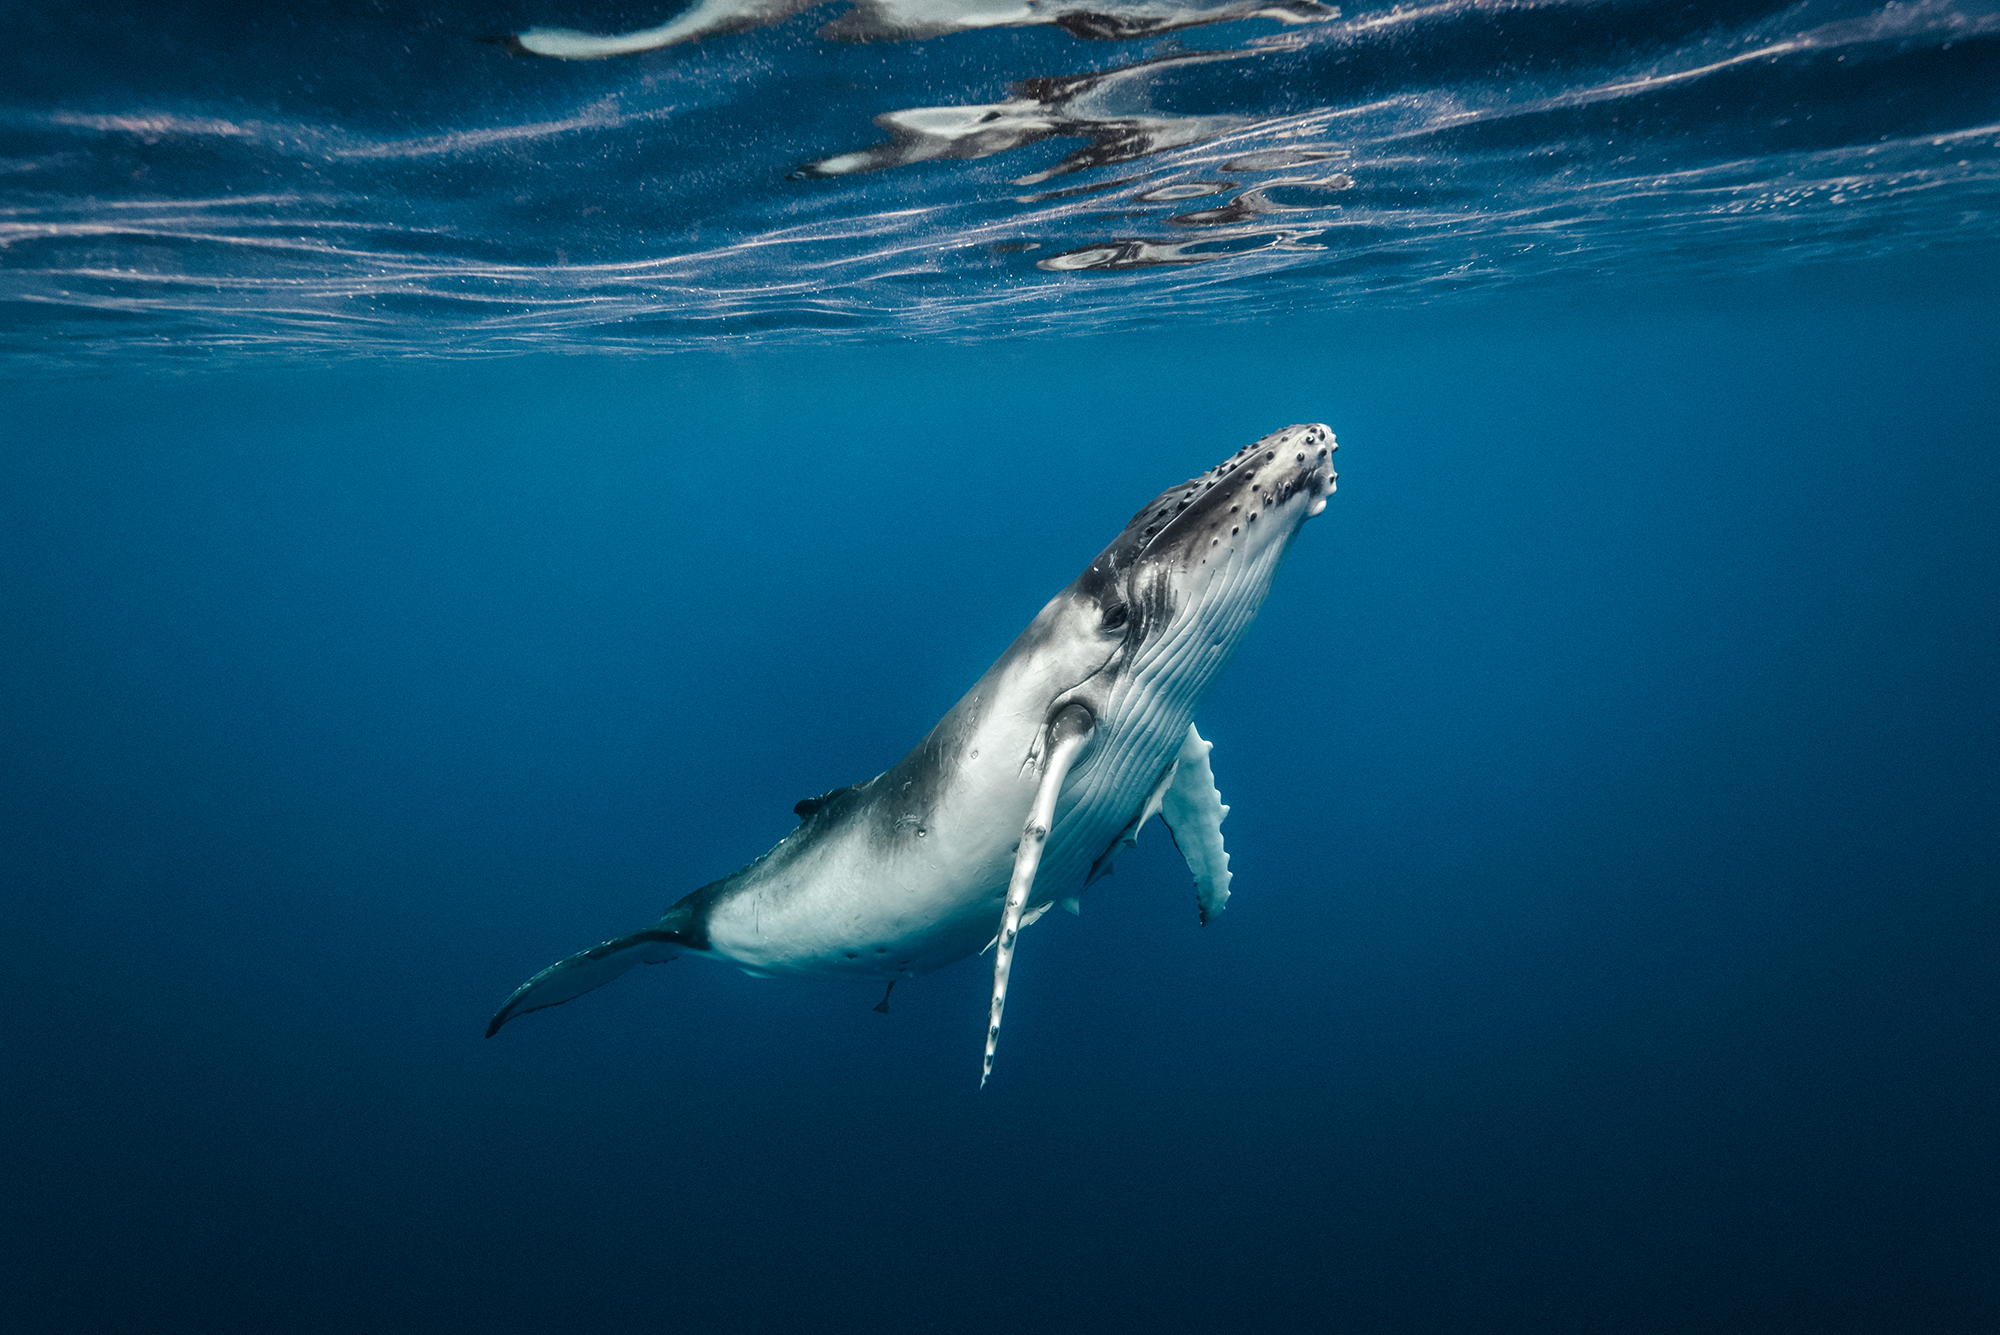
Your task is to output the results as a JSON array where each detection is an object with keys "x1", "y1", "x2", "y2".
[
  {"x1": 983, "y1": 703, "x2": 1095, "y2": 1088},
  {"x1": 486, "y1": 908, "x2": 699, "y2": 1037},
  {"x1": 1157, "y1": 724, "x2": 1232, "y2": 925}
]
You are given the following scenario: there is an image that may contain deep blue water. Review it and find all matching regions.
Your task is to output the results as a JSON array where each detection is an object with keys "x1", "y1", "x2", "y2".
[
  {"x1": 6, "y1": 265, "x2": 1999, "y2": 1332},
  {"x1": 5, "y1": 2, "x2": 2000, "y2": 1333}
]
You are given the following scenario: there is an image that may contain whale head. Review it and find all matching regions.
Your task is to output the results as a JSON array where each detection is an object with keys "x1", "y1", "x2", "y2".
[
  {"x1": 1086, "y1": 422, "x2": 1335, "y2": 630},
  {"x1": 1044, "y1": 422, "x2": 1336, "y2": 738},
  {"x1": 920, "y1": 421, "x2": 1335, "y2": 826}
]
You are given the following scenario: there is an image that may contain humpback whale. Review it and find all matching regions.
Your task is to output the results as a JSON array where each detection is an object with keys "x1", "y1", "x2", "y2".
[{"x1": 488, "y1": 423, "x2": 1337, "y2": 1084}]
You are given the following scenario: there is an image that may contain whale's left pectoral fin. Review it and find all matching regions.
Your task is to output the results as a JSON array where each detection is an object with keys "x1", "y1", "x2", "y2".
[{"x1": 1158, "y1": 724, "x2": 1232, "y2": 924}]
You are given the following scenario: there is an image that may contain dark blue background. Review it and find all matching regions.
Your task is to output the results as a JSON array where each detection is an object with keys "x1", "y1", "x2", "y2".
[{"x1": 4, "y1": 257, "x2": 1998, "y2": 1332}]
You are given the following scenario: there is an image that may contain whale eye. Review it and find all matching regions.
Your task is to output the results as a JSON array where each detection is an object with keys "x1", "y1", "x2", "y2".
[{"x1": 1100, "y1": 603, "x2": 1129, "y2": 631}]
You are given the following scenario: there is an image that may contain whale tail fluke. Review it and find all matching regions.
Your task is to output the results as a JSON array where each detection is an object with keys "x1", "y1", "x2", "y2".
[{"x1": 486, "y1": 902, "x2": 704, "y2": 1037}]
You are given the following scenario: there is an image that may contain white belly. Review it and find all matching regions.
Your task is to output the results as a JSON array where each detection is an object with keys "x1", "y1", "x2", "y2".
[{"x1": 700, "y1": 702, "x2": 1194, "y2": 981}]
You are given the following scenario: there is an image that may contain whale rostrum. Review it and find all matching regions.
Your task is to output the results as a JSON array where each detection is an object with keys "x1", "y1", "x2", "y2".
[{"x1": 486, "y1": 423, "x2": 1338, "y2": 1083}]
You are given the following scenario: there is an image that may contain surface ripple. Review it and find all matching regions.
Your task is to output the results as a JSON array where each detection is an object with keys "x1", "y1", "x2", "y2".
[{"x1": 3, "y1": 0, "x2": 1997, "y2": 360}]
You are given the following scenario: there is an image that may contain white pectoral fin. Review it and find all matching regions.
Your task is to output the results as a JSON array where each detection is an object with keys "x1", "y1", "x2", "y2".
[
  {"x1": 983, "y1": 704, "x2": 1094, "y2": 1089},
  {"x1": 485, "y1": 918, "x2": 687, "y2": 1037},
  {"x1": 1158, "y1": 724, "x2": 1233, "y2": 925}
]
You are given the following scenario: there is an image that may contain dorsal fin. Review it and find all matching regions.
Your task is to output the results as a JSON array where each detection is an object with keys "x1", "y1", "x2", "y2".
[{"x1": 793, "y1": 784, "x2": 859, "y2": 822}]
